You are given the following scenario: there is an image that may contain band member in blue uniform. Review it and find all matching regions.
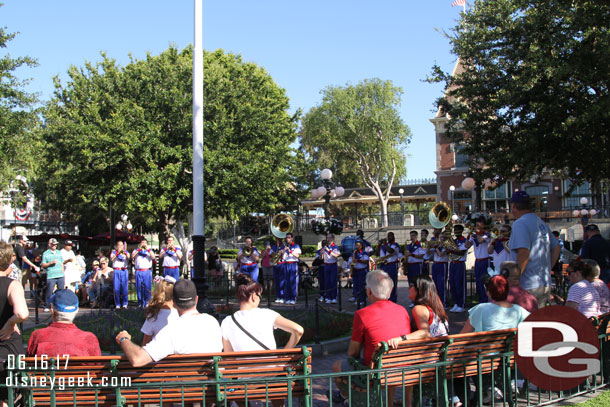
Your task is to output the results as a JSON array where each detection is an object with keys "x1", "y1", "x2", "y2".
[
  {"x1": 431, "y1": 229, "x2": 449, "y2": 306},
  {"x1": 282, "y1": 233, "x2": 301, "y2": 304},
  {"x1": 351, "y1": 239, "x2": 370, "y2": 304},
  {"x1": 271, "y1": 237, "x2": 286, "y2": 303},
  {"x1": 237, "y1": 236, "x2": 260, "y2": 282},
  {"x1": 488, "y1": 225, "x2": 512, "y2": 274},
  {"x1": 356, "y1": 230, "x2": 374, "y2": 255},
  {"x1": 314, "y1": 240, "x2": 326, "y2": 302},
  {"x1": 404, "y1": 231, "x2": 426, "y2": 289},
  {"x1": 110, "y1": 240, "x2": 130, "y2": 309},
  {"x1": 131, "y1": 238, "x2": 154, "y2": 308},
  {"x1": 448, "y1": 225, "x2": 468, "y2": 313},
  {"x1": 467, "y1": 220, "x2": 491, "y2": 303},
  {"x1": 421, "y1": 229, "x2": 432, "y2": 276},
  {"x1": 160, "y1": 236, "x2": 182, "y2": 280},
  {"x1": 379, "y1": 232, "x2": 402, "y2": 302},
  {"x1": 322, "y1": 234, "x2": 341, "y2": 304}
]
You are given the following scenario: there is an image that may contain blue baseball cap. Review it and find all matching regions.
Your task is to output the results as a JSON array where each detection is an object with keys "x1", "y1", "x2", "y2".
[
  {"x1": 50, "y1": 289, "x2": 79, "y2": 313},
  {"x1": 510, "y1": 191, "x2": 530, "y2": 204}
]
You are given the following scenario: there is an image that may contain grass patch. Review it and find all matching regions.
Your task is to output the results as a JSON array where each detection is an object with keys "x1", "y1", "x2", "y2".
[{"x1": 570, "y1": 390, "x2": 610, "y2": 406}]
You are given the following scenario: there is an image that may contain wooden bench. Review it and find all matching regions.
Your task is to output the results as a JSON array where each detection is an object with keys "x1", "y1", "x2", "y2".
[
  {"x1": 339, "y1": 329, "x2": 516, "y2": 407},
  {"x1": 8, "y1": 347, "x2": 312, "y2": 407}
]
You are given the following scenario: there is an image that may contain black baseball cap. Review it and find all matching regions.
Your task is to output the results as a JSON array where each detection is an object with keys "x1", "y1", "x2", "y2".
[{"x1": 173, "y1": 279, "x2": 197, "y2": 308}]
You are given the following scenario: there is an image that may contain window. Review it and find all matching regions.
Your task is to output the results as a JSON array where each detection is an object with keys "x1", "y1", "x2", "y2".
[
  {"x1": 453, "y1": 144, "x2": 468, "y2": 168},
  {"x1": 525, "y1": 185, "x2": 549, "y2": 196},
  {"x1": 484, "y1": 183, "x2": 508, "y2": 200}
]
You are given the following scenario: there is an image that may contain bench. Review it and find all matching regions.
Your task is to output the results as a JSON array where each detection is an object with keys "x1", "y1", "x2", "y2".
[
  {"x1": 339, "y1": 329, "x2": 516, "y2": 407},
  {"x1": 590, "y1": 311, "x2": 610, "y2": 382},
  {"x1": 7, "y1": 347, "x2": 312, "y2": 407}
]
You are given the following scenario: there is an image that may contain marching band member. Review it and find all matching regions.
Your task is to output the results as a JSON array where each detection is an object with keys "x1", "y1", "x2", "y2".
[
  {"x1": 351, "y1": 239, "x2": 370, "y2": 304},
  {"x1": 271, "y1": 237, "x2": 286, "y2": 303},
  {"x1": 404, "y1": 231, "x2": 426, "y2": 288},
  {"x1": 282, "y1": 233, "x2": 301, "y2": 305},
  {"x1": 110, "y1": 240, "x2": 130, "y2": 309},
  {"x1": 421, "y1": 229, "x2": 432, "y2": 275},
  {"x1": 356, "y1": 230, "x2": 374, "y2": 255},
  {"x1": 488, "y1": 225, "x2": 512, "y2": 274},
  {"x1": 160, "y1": 236, "x2": 183, "y2": 280},
  {"x1": 432, "y1": 229, "x2": 449, "y2": 306},
  {"x1": 379, "y1": 232, "x2": 402, "y2": 303},
  {"x1": 132, "y1": 238, "x2": 154, "y2": 308},
  {"x1": 237, "y1": 236, "x2": 260, "y2": 282},
  {"x1": 323, "y1": 234, "x2": 341, "y2": 304},
  {"x1": 314, "y1": 240, "x2": 327, "y2": 302},
  {"x1": 449, "y1": 225, "x2": 468, "y2": 313},
  {"x1": 466, "y1": 219, "x2": 491, "y2": 303}
]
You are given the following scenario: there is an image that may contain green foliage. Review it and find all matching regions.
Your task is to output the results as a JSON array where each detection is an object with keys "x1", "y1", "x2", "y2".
[
  {"x1": 301, "y1": 79, "x2": 411, "y2": 225},
  {"x1": 38, "y1": 46, "x2": 304, "y2": 233},
  {"x1": 430, "y1": 1, "x2": 610, "y2": 186},
  {"x1": 0, "y1": 8, "x2": 41, "y2": 190}
]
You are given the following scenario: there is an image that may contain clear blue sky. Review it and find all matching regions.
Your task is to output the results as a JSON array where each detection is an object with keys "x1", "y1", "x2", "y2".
[{"x1": 3, "y1": 0, "x2": 463, "y2": 180}]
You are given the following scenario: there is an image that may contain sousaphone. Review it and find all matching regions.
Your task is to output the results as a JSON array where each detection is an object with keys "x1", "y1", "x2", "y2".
[
  {"x1": 428, "y1": 202, "x2": 462, "y2": 261},
  {"x1": 271, "y1": 214, "x2": 294, "y2": 239}
]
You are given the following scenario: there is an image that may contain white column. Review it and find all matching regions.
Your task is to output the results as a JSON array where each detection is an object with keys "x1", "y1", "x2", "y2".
[{"x1": 193, "y1": 0, "x2": 204, "y2": 236}]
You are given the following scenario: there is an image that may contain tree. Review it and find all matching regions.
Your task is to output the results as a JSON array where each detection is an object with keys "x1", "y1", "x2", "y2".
[
  {"x1": 301, "y1": 79, "x2": 411, "y2": 226},
  {"x1": 0, "y1": 10, "x2": 41, "y2": 191},
  {"x1": 429, "y1": 1, "x2": 610, "y2": 187},
  {"x1": 39, "y1": 46, "x2": 303, "y2": 241}
]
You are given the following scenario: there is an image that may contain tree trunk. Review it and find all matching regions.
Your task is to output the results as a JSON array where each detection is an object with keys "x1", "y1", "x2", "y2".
[{"x1": 379, "y1": 197, "x2": 389, "y2": 227}]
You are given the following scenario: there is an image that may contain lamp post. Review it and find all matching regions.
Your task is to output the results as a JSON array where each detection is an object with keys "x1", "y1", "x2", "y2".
[
  {"x1": 115, "y1": 214, "x2": 133, "y2": 233},
  {"x1": 398, "y1": 188, "x2": 404, "y2": 226},
  {"x1": 310, "y1": 169, "x2": 345, "y2": 219},
  {"x1": 449, "y1": 185, "x2": 455, "y2": 214},
  {"x1": 572, "y1": 197, "x2": 597, "y2": 239}
]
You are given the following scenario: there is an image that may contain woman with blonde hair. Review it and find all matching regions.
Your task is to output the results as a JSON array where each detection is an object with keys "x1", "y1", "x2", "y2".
[{"x1": 140, "y1": 276, "x2": 179, "y2": 346}]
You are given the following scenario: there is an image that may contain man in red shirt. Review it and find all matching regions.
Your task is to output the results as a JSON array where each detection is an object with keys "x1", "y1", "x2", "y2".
[
  {"x1": 27, "y1": 289, "x2": 101, "y2": 357},
  {"x1": 331, "y1": 270, "x2": 411, "y2": 403}
]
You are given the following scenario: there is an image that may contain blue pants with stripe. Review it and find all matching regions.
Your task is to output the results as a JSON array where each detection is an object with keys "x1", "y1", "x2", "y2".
[
  {"x1": 274, "y1": 264, "x2": 285, "y2": 299},
  {"x1": 406, "y1": 263, "x2": 422, "y2": 285},
  {"x1": 164, "y1": 267, "x2": 180, "y2": 280},
  {"x1": 284, "y1": 262, "x2": 299, "y2": 301},
  {"x1": 324, "y1": 263, "x2": 338, "y2": 300},
  {"x1": 240, "y1": 264, "x2": 259, "y2": 282},
  {"x1": 135, "y1": 269, "x2": 152, "y2": 307},
  {"x1": 381, "y1": 263, "x2": 399, "y2": 302},
  {"x1": 432, "y1": 262, "x2": 448, "y2": 306},
  {"x1": 352, "y1": 267, "x2": 368, "y2": 303},
  {"x1": 449, "y1": 262, "x2": 466, "y2": 308},
  {"x1": 113, "y1": 269, "x2": 129, "y2": 307},
  {"x1": 475, "y1": 259, "x2": 490, "y2": 303}
]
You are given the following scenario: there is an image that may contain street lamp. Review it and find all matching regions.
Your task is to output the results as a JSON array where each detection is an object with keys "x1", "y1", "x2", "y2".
[
  {"x1": 398, "y1": 188, "x2": 404, "y2": 225},
  {"x1": 310, "y1": 168, "x2": 345, "y2": 219},
  {"x1": 116, "y1": 214, "x2": 133, "y2": 232},
  {"x1": 449, "y1": 185, "x2": 455, "y2": 213}
]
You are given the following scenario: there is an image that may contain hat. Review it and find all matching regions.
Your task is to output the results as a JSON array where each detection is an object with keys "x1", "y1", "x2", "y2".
[
  {"x1": 50, "y1": 289, "x2": 79, "y2": 313},
  {"x1": 173, "y1": 279, "x2": 197, "y2": 307},
  {"x1": 64, "y1": 240, "x2": 73, "y2": 246},
  {"x1": 49, "y1": 238, "x2": 59, "y2": 245},
  {"x1": 585, "y1": 224, "x2": 600, "y2": 232},
  {"x1": 510, "y1": 191, "x2": 530, "y2": 204}
]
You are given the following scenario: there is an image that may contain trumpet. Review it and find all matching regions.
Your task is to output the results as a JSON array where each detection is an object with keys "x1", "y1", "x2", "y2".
[
  {"x1": 243, "y1": 246, "x2": 253, "y2": 257},
  {"x1": 271, "y1": 247, "x2": 285, "y2": 265}
]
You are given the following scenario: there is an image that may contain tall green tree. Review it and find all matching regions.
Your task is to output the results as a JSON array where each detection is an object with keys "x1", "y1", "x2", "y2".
[
  {"x1": 40, "y1": 46, "x2": 302, "y2": 240},
  {"x1": 301, "y1": 79, "x2": 411, "y2": 226},
  {"x1": 429, "y1": 0, "x2": 610, "y2": 187},
  {"x1": 0, "y1": 8, "x2": 40, "y2": 191}
]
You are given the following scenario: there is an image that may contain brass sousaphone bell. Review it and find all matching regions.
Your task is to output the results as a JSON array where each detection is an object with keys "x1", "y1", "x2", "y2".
[
  {"x1": 428, "y1": 201, "x2": 462, "y2": 261},
  {"x1": 271, "y1": 214, "x2": 294, "y2": 239}
]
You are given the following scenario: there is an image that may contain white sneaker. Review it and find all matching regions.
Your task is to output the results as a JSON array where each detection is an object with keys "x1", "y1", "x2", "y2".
[
  {"x1": 453, "y1": 306, "x2": 466, "y2": 313},
  {"x1": 116, "y1": 305, "x2": 121, "y2": 309},
  {"x1": 329, "y1": 299, "x2": 337, "y2": 304},
  {"x1": 348, "y1": 297, "x2": 356, "y2": 302},
  {"x1": 274, "y1": 298, "x2": 283, "y2": 303},
  {"x1": 449, "y1": 305, "x2": 458, "y2": 312},
  {"x1": 318, "y1": 296, "x2": 325, "y2": 302},
  {"x1": 287, "y1": 300, "x2": 296, "y2": 305},
  {"x1": 43, "y1": 308, "x2": 50, "y2": 312}
]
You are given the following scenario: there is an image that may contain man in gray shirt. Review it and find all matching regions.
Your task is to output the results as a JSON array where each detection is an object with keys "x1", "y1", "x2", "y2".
[{"x1": 509, "y1": 191, "x2": 561, "y2": 307}]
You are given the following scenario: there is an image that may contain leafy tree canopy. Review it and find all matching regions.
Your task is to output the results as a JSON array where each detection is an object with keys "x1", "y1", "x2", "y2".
[
  {"x1": 39, "y1": 46, "x2": 303, "y2": 236},
  {"x1": 429, "y1": 0, "x2": 610, "y2": 187},
  {"x1": 300, "y1": 78, "x2": 411, "y2": 225},
  {"x1": 0, "y1": 7, "x2": 41, "y2": 191}
]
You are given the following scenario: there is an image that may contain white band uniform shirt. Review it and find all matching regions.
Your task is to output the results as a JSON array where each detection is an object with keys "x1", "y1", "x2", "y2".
[
  {"x1": 143, "y1": 311, "x2": 222, "y2": 362},
  {"x1": 238, "y1": 248, "x2": 260, "y2": 266},
  {"x1": 282, "y1": 244, "x2": 301, "y2": 263},
  {"x1": 322, "y1": 244, "x2": 340, "y2": 264},
  {"x1": 221, "y1": 308, "x2": 280, "y2": 351},
  {"x1": 453, "y1": 237, "x2": 468, "y2": 262},
  {"x1": 406, "y1": 242, "x2": 426, "y2": 264},
  {"x1": 111, "y1": 250, "x2": 129, "y2": 269},
  {"x1": 433, "y1": 247, "x2": 448, "y2": 263},
  {"x1": 470, "y1": 234, "x2": 491, "y2": 259},
  {"x1": 352, "y1": 250, "x2": 369, "y2": 270},
  {"x1": 132, "y1": 248, "x2": 154, "y2": 270},
  {"x1": 161, "y1": 247, "x2": 182, "y2": 268},
  {"x1": 380, "y1": 242, "x2": 402, "y2": 263}
]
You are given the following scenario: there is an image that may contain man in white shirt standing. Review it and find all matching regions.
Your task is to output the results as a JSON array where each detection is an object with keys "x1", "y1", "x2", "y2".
[
  {"x1": 466, "y1": 218, "x2": 492, "y2": 303},
  {"x1": 116, "y1": 279, "x2": 222, "y2": 366},
  {"x1": 160, "y1": 236, "x2": 182, "y2": 280},
  {"x1": 61, "y1": 241, "x2": 79, "y2": 293},
  {"x1": 322, "y1": 234, "x2": 341, "y2": 304},
  {"x1": 132, "y1": 239, "x2": 154, "y2": 308}
]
